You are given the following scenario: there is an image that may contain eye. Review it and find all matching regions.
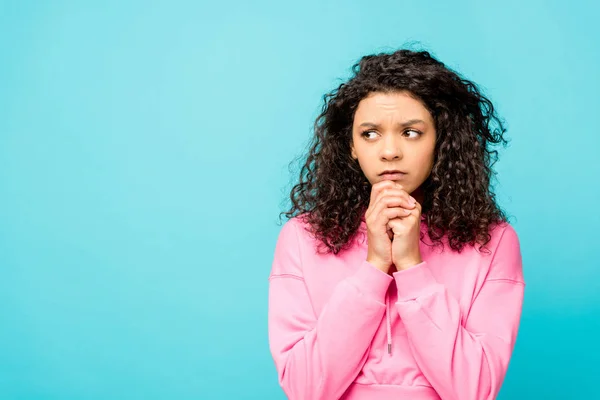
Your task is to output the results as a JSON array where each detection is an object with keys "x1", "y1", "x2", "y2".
[
  {"x1": 360, "y1": 130, "x2": 378, "y2": 139},
  {"x1": 360, "y1": 129, "x2": 422, "y2": 139},
  {"x1": 404, "y1": 129, "x2": 422, "y2": 138}
]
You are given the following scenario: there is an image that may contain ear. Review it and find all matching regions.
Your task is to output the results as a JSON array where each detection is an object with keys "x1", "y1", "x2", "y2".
[{"x1": 350, "y1": 144, "x2": 357, "y2": 160}]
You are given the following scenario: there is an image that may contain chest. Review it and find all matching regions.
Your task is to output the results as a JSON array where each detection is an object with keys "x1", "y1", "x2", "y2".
[{"x1": 302, "y1": 239, "x2": 489, "y2": 321}]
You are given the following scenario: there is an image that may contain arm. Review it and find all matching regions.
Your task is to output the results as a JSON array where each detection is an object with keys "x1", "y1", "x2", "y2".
[
  {"x1": 268, "y1": 219, "x2": 392, "y2": 400},
  {"x1": 392, "y1": 224, "x2": 525, "y2": 400}
]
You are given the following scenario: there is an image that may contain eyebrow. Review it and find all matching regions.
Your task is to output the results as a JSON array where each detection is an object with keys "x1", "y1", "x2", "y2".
[{"x1": 358, "y1": 119, "x2": 427, "y2": 129}]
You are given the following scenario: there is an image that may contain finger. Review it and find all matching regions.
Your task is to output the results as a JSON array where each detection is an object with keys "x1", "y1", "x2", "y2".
[
  {"x1": 387, "y1": 218, "x2": 402, "y2": 231},
  {"x1": 366, "y1": 182, "x2": 397, "y2": 220},
  {"x1": 368, "y1": 205, "x2": 406, "y2": 235},
  {"x1": 366, "y1": 183, "x2": 414, "y2": 225},
  {"x1": 369, "y1": 180, "x2": 396, "y2": 208},
  {"x1": 414, "y1": 200, "x2": 422, "y2": 212},
  {"x1": 381, "y1": 206, "x2": 410, "y2": 223},
  {"x1": 387, "y1": 218, "x2": 407, "y2": 236},
  {"x1": 398, "y1": 203, "x2": 421, "y2": 221},
  {"x1": 372, "y1": 198, "x2": 412, "y2": 230},
  {"x1": 384, "y1": 212, "x2": 406, "y2": 237},
  {"x1": 368, "y1": 201, "x2": 397, "y2": 233},
  {"x1": 368, "y1": 196, "x2": 412, "y2": 231},
  {"x1": 370, "y1": 181, "x2": 406, "y2": 207},
  {"x1": 372, "y1": 190, "x2": 415, "y2": 213}
]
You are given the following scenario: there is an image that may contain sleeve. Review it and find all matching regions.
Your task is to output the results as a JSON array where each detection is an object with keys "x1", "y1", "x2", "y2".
[
  {"x1": 268, "y1": 219, "x2": 393, "y2": 400},
  {"x1": 391, "y1": 224, "x2": 525, "y2": 400}
]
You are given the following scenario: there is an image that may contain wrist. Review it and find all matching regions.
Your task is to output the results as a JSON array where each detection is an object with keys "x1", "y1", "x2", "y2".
[
  {"x1": 394, "y1": 256, "x2": 423, "y2": 271},
  {"x1": 366, "y1": 257, "x2": 391, "y2": 273}
]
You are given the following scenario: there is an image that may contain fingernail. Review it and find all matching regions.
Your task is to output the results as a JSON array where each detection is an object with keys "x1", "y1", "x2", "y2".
[{"x1": 409, "y1": 196, "x2": 416, "y2": 205}]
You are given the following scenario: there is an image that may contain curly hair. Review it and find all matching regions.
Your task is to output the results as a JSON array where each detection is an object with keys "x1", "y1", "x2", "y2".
[{"x1": 278, "y1": 47, "x2": 512, "y2": 255}]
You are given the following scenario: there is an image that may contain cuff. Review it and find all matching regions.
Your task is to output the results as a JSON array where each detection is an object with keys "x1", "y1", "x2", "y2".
[
  {"x1": 393, "y1": 261, "x2": 440, "y2": 301},
  {"x1": 346, "y1": 260, "x2": 393, "y2": 305}
]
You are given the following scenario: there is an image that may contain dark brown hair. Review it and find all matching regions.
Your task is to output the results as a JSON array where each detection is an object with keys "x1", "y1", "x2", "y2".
[{"x1": 279, "y1": 47, "x2": 512, "y2": 255}]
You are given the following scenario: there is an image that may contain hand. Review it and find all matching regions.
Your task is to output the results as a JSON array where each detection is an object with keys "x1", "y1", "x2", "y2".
[
  {"x1": 365, "y1": 181, "x2": 417, "y2": 274},
  {"x1": 388, "y1": 196, "x2": 423, "y2": 271}
]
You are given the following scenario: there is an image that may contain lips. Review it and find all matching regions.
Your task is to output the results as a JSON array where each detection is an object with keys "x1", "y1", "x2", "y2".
[
  {"x1": 379, "y1": 170, "x2": 405, "y2": 175},
  {"x1": 379, "y1": 171, "x2": 406, "y2": 181}
]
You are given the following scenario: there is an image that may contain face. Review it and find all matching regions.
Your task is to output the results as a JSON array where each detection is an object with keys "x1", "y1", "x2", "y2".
[{"x1": 350, "y1": 91, "x2": 436, "y2": 202}]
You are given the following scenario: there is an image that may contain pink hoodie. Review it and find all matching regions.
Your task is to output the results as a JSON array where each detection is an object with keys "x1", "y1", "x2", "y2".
[{"x1": 268, "y1": 215, "x2": 525, "y2": 400}]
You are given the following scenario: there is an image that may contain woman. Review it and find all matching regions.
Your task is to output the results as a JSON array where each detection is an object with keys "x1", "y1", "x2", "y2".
[{"x1": 268, "y1": 48, "x2": 525, "y2": 400}]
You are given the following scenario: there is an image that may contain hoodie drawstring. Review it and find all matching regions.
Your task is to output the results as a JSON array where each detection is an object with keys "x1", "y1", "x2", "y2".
[{"x1": 385, "y1": 292, "x2": 392, "y2": 355}]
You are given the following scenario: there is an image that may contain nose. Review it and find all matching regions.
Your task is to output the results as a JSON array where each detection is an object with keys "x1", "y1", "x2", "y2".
[{"x1": 380, "y1": 134, "x2": 402, "y2": 160}]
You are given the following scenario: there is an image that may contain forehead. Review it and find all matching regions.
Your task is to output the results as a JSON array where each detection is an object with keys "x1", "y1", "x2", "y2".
[{"x1": 353, "y1": 91, "x2": 431, "y2": 122}]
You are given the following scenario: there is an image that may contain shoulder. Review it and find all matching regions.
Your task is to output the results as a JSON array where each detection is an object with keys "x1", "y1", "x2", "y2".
[
  {"x1": 276, "y1": 214, "x2": 313, "y2": 245},
  {"x1": 489, "y1": 221, "x2": 521, "y2": 254},
  {"x1": 486, "y1": 221, "x2": 525, "y2": 283},
  {"x1": 270, "y1": 215, "x2": 312, "y2": 277}
]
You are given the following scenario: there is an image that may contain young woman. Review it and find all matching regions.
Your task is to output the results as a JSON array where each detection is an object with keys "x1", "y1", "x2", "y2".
[{"x1": 268, "y1": 48, "x2": 525, "y2": 400}]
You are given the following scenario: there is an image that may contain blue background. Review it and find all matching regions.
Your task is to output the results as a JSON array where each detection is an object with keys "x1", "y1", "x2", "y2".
[{"x1": 1, "y1": 0, "x2": 598, "y2": 398}]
